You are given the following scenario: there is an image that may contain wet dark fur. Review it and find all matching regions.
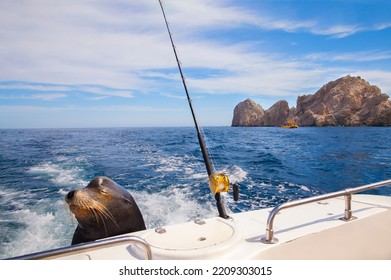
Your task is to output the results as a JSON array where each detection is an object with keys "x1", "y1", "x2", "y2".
[{"x1": 65, "y1": 176, "x2": 146, "y2": 245}]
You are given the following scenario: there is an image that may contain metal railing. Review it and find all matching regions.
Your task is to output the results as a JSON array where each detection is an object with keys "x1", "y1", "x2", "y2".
[
  {"x1": 6, "y1": 235, "x2": 152, "y2": 260},
  {"x1": 261, "y1": 179, "x2": 391, "y2": 244}
]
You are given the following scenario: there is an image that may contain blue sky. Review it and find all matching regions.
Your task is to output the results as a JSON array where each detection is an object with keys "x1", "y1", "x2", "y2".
[{"x1": 1, "y1": 0, "x2": 390, "y2": 128}]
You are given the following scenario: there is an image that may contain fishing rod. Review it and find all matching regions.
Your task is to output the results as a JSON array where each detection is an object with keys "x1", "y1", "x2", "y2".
[{"x1": 159, "y1": 0, "x2": 231, "y2": 219}]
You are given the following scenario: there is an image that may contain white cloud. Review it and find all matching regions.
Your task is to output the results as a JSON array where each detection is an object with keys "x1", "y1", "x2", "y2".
[
  {"x1": 375, "y1": 23, "x2": 391, "y2": 30},
  {"x1": 313, "y1": 25, "x2": 362, "y2": 38},
  {"x1": 0, "y1": 105, "x2": 77, "y2": 112},
  {"x1": 306, "y1": 51, "x2": 391, "y2": 63},
  {"x1": 0, "y1": 0, "x2": 167, "y2": 90},
  {"x1": 0, "y1": 82, "x2": 134, "y2": 99},
  {"x1": 0, "y1": 93, "x2": 67, "y2": 101},
  {"x1": 160, "y1": 93, "x2": 186, "y2": 100},
  {"x1": 162, "y1": 0, "x2": 391, "y2": 39},
  {"x1": 310, "y1": 24, "x2": 391, "y2": 39},
  {"x1": 0, "y1": 104, "x2": 182, "y2": 113},
  {"x1": 0, "y1": 83, "x2": 71, "y2": 92},
  {"x1": 0, "y1": 0, "x2": 389, "y2": 101}
]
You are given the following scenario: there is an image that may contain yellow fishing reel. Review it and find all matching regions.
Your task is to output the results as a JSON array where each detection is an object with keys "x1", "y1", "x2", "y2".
[
  {"x1": 209, "y1": 173, "x2": 239, "y2": 201},
  {"x1": 209, "y1": 173, "x2": 230, "y2": 194}
]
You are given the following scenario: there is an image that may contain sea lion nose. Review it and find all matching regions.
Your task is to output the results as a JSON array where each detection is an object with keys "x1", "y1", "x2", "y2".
[{"x1": 66, "y1": 190, "x2": 75, "y2": 201}]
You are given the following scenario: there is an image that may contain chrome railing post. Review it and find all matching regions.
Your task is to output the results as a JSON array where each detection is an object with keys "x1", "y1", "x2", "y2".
[
  {"x1": 265, "y1": 228, "x2": 274, "y2": 242},
  {"x1": 262, "y1": 206, "x2": 280, "y2": 244},
  {"x1": 341, "y1": 192, "x2": 355, "y2": 221}
]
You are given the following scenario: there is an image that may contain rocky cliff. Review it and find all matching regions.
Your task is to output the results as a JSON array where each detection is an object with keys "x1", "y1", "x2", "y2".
[
  {"x1": 231, "y1": 75, "x2": 391, "y2": 127},
  {"x1": 231, "y1": 98, "x2": 265, "y2": 126}
]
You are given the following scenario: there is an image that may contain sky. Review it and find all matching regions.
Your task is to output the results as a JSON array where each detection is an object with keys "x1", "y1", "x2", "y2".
[{"x1": 0, "y1": 0, "x2": 390, "y2": 128}]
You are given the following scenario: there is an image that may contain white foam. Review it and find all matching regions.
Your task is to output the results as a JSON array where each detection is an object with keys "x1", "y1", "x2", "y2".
[
  {"x1": 215, "y1": 165, "x2": 248, "y2": 184},
  {"x1": 0, "y1": 188, "x2": 35, "y2": 210},
  {"x1": 28, "y1": 162, "x2": 87, "y2": 187},
  {"x1": 132, "y1": 187, "x2": 215, "y2": 229},
  {"x1": 57, "y1": 188, "x2": 69, "y2": 196},
  {"x1": 154, "y1": 155, "x2": 199, "y2": 173},
  {"x1": 277, "y1": 184, "x2": 287, "y2": 192},
  {"x1": 56, "y1": 156, "x2": 68, "y2": 162},
  {"x1": 300, "y1": 185, "x2": 311, "y2": 192},
  {"x1": 1, "y1": 207, "x2": 73, "y2": 258},
  {"x1": 155, "y1": 157, "x2": 182, "y2": 172},
  {"x1": 29, "y1": 162, "x2": 61, "y2": 174},
  {"x1": 190, "y1": 173, "x2": 208, "y2": 179},
  {"x1": 0, "y1": 188, "x2": 22, "y2": 200},
  {"x1": 227, "y1": 165, "x2": 248, "y2": 184}
]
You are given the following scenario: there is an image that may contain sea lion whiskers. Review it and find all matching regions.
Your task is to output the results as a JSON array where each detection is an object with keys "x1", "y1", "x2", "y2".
[
  {"x1": 82, "y1": 195, "x2": 119, "y2": 227},
  {"x1": 90, "y1": 200, "x2": 119, "y2": 228},
  {"x1": 82, "y1": 200, "x2": 119, "y2": 238},
  {"x1": 74, "y1": 194, "x2": 120, "y2": 228},
  {"x1": 89, "y1": 205, "x2": 109, "y2": 237},
  {"x1": 64, "y1": 201, "x2": 76, "y2": 225}
]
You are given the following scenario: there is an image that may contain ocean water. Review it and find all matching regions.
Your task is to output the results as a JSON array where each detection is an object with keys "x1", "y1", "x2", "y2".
[{"x1": 0, "y1": 126, "x2": 390, "y2": 258}]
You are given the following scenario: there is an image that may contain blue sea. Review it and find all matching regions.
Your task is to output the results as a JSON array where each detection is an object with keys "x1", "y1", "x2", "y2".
[{"x1": 1, "y1": 126, "x2": 391, "y2": 259}]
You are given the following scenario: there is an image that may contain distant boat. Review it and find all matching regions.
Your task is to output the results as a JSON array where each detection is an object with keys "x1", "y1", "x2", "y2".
[{"x1": 281, "y1": 119, "x2": 299, "y2": 128}]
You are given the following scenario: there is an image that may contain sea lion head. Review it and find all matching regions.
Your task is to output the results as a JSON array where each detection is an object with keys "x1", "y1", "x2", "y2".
[{"x1": 65, "y1": 176, "x2": 146, "y2": 245}]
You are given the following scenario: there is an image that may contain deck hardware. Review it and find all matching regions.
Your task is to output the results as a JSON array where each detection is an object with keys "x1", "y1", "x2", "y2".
[
  {"x1": 261, "y1": 179, "x2": 391, "y2": 244},
  {"x1": 261, "y1": 229, "x2": 278, "y2": 244},
  {"x1": 340, "y1": 192, "x2": 357, "y2": 221},
  {"x1": 155, "y1": 227, "x2": 167, "y2": 234},
  {"x1": 233, "y1": 183, "x2": 240, "y2": 201},
  {"x1": 194, "y1": 219, "x2": 206, "y2": 225},
  {"x1": 317, "y1": 201, "x2": 329, "y2": 205}
]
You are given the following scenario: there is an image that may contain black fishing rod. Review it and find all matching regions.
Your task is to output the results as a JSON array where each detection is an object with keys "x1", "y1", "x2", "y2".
[{"x1": 159, "y1": 0, "x2": 229, "y2": 219}]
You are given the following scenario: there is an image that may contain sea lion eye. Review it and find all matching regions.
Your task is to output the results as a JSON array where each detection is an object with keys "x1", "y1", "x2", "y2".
[{"x1": 100, "y1": 189, "x2": 108, "y2": 195}]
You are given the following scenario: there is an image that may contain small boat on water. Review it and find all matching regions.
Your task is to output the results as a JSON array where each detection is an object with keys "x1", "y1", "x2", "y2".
[
  {"x1": 5, "y1": 1, "x2": 391, "y2": 261},
  {"x1": 281, "y1": 119, "x2": 299, "y2": 129}
]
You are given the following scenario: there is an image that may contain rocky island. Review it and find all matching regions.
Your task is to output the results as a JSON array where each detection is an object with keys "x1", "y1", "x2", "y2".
[{"x1": 231, "y1": 75, "x2": 391, "y2": 127}]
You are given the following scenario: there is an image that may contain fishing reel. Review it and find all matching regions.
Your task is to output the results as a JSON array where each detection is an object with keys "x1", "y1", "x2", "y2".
[{"x1": 209, "y1": 173, "x2": 239, "y2": 202}]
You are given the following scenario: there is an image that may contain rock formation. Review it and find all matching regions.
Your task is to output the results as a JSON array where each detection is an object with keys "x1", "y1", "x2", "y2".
[
  {"x1": 231, "y1": 75, "x2": 391, "y2": 127},
  {"x1": 231, "y1": 98, "x2": 265, "y2": 126},
  {"x1": 261, "y1": 100, "x2": 292, "y2": 126}
]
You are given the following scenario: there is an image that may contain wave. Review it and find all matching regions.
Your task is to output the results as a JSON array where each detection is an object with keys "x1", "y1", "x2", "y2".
[
  {"x1": 154, "y1": 154, "x2": 200, "y2": 173},
  {"x1": 131, "y1": 187, "x2": 216, "y2": 229},
  {"x1": 155, "y1": 156, "x2": 187, "y2": 173},
  {"x1": 222, "y1": 165, "x2": 248, "y2": 184},
  {"x1": 0, "y1": 203, "x2": 74, "y2": 259},
  {"x1": 0, "y1": 188, "x2": 37, "y2": 211},
  {"x1": 27, "y1": 162, "x2": 88, "y2": 187}
]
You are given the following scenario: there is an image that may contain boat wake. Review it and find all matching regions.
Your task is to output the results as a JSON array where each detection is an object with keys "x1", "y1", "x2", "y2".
[
  {"x1": 27, "y1": 162, "x2": 88, "y2": 187},
  {"x1": 0, "y1": 194, "x2": 73, "y2": 258}
]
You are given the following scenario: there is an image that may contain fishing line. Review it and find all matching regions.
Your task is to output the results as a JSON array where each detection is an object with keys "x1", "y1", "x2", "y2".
[{"x1": 199, "y1": 125, "x2": 218, "y2": 171}]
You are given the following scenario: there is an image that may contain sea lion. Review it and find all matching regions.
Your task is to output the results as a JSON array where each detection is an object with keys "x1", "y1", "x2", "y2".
[{"x1": 65, "y1": 176, "x2": 146, "y2": 245}]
